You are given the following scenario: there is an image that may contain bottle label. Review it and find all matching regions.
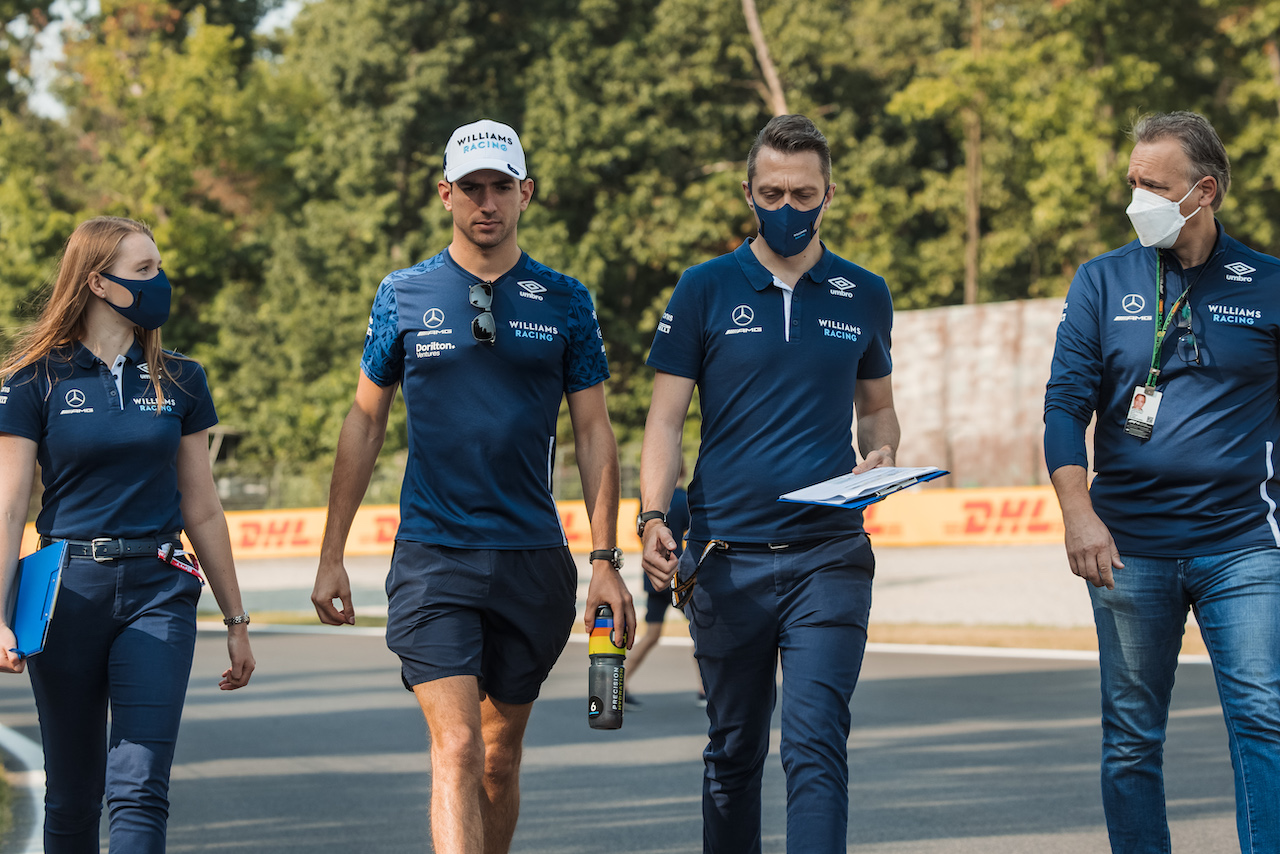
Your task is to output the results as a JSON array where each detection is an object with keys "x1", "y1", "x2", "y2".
[{"x1": 588, "y1": 617, "x2": 627, "y2": 656}]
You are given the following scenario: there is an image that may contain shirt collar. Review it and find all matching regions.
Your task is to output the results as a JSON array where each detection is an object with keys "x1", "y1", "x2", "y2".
[
  {"x1": 734, "y1": 237, "x2": 836, "y2": 291},
  {"x1": 70, "y1": 338, "x2": 145, "y2": 368},
  {"x1": 443, "y1": 247, "x2": 529, "y2": 283}
]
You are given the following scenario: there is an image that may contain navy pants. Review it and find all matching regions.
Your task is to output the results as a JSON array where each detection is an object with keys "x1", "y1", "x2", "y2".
[
  {"x1": 684, "y1": 533, "x2": 874, "y2": 854},
  {"x1": 28, "y1": 553, "x2": 200, "y2": 854}
]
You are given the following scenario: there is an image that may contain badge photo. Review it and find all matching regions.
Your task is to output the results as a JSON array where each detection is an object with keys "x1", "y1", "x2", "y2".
[{"x1": 1123, "y1": 386, "x2": 1162, "y2": 440}]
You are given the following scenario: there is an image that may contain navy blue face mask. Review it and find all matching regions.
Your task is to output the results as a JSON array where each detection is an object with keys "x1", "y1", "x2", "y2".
[
  {"x1": 750, "y1": 186, "x2": 826, "y2": 258},
  {"x1": 100, "y1": 269, "x2": 171, "y2": 330}
]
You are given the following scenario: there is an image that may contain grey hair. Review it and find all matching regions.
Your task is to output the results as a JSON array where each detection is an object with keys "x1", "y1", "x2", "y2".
[{"x1": 1132, "y1": 111, "x2": 1230, "y2": 210}]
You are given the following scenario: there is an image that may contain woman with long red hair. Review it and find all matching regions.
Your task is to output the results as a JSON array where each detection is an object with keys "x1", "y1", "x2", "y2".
[{"x1": 0, "y1": 216, "x2": 254, "y2": 852}]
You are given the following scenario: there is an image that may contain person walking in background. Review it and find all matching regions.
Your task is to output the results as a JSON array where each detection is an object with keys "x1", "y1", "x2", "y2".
[
  {"x1": 0, "y1": 216, "x2": 255, "y2": 853},
  {"x1": 625, "y1": 466, "x2": 701, "y2": 708},
  {"x1": 1045, "y1": 111, "x2": 1280, "y2": 853},
  {"x1": 640, "y1": 114, "x2": 899, "y2": 853},
  {"x1": 311, "y1": 119, "x2": 633, "y2": 854}
]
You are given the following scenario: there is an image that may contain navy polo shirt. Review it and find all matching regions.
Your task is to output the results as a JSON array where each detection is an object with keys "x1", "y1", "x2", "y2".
[
  {"x1": 362, "y1": 248, "x2": 610, "y2": 549},
  {"x1": 1045, "y1": 224, "x2": 1280, "y2": 555},
  {"x1": 648, "y1": 239, "x2": 893, "y2": 543},
  {"x1": 0, "y1": 341, "x2": 218, "y2": 539}
]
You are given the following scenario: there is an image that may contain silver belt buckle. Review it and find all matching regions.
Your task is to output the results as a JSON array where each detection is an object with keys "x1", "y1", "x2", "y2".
[{"x1": 90, "y1": 537, "x2": 116, "y2": 563}]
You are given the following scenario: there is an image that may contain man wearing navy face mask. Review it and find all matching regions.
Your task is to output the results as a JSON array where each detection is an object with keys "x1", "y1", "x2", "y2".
[
  {"x1": 640, "y1": 114, "x2": 898, "y2": 853},
  {"x1": 1046, "y1": 111, "x2": 1280, "y2": 853}
]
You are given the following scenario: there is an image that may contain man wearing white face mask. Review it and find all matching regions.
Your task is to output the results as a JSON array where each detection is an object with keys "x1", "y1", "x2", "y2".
[{"x1": 1045, "y1": 111, "x2": 1280, "y2": 854}]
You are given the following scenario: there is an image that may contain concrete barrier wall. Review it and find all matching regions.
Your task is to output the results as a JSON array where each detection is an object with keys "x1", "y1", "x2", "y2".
[{"x1": 892, "y1": 297, "x2": 1066, "y2": 488}]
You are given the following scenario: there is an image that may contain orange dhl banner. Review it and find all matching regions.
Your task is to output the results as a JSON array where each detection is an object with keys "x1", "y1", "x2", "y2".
[{"x1": 19, "y1": 488, "x2": 1065, "y2": 559}]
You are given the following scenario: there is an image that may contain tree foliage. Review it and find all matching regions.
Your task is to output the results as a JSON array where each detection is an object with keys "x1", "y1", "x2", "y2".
[{"x1": 3, "y1": 0, "x2": 1280, "y2": 503}]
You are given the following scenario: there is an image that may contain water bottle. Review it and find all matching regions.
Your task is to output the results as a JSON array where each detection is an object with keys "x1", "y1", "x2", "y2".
[{"x1": 588, "y1": 604, "x2": 626, "y2": 729}]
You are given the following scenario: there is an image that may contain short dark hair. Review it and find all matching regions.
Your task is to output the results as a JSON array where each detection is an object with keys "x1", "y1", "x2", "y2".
[
  {"x1": 1131, "y1": 111, "x2": 1230, "y2": 210},
  {"x1": 747, "y1": 115, "x2": 832, "y2": 186}
]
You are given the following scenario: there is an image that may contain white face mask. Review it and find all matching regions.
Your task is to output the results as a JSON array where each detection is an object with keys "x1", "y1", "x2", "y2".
[{"x1": 1125, "y1": 179, "x2": 1204, "y2": 249}]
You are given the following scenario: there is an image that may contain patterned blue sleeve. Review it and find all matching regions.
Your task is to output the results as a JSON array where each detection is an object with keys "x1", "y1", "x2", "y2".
[
  {"x1": 360, "y1": 277, "x2": 404, "y2": 387},
  {"x1": 646, "y1": 271, "x2": 704, "y2": 379},
  {"x1": 170, "y1": 359, "x2": 218, "y2": 435},
  {"x1": 0, "y1": 365, "x2": 48, "y2": 443},
  {"x1": 563, "y1": 284, "x2": 610, "y2": 393},
  {"x1": 856, "y1": 278, "x2": 893, "y2": 380}
]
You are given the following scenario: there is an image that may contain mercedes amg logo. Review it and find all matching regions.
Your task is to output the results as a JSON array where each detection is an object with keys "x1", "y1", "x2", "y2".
[
  {"x1": 65, "y1": 389, "x2": 85, "y2": 408},
  {"x1": 1122, "y1": 294, "x2": 1145, "y2": 314},
  {"x1": 732, "y1": 305, "x2": 755, "y2": 326},
  {"x1": 423, "y1": 308, "x2": 445, "y2": 329}
]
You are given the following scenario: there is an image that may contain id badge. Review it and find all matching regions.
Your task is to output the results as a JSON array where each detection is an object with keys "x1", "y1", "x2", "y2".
[{"x1": 1123, "y1": 386, "x2": 1162, "y2": 440}]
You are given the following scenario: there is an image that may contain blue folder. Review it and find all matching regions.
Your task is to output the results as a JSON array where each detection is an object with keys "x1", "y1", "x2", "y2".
[{"x1": 10, "y1": 541, "x2": 68, "y2": 658}]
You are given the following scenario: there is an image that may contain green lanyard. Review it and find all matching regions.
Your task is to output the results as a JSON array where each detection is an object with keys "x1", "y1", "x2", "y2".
[{"x1": 1146, "y1": 254, "x2": 1195, "y2": 389}]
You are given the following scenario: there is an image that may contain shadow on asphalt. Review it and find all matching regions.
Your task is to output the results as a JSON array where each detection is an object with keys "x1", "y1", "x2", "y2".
[{"x1": 0, "y1": 632, "x2": 1237, "y2": 854}]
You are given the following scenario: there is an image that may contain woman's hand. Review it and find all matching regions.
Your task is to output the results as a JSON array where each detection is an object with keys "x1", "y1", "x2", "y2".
[
  {"x1": 0, "y1": 626, "x2": 24, "y2": 674},
  {"x1": 219, "y1": 626, "x2": 254, "y2": 690}
]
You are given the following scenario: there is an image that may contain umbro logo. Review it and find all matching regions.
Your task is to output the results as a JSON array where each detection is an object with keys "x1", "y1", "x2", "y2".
[
  {"x1": 517, "y1": 280, "x2": 546, "y2": 301},
  {"x1": 828, "y1": 276, "x2": 856, "y2": 298},
  {"x1": 1225, "y1": 261, "x2": 1256, "y2": 282}
]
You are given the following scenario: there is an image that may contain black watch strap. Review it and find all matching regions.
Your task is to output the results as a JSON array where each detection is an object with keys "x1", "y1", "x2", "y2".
[
  {"x1": 636, "y1": 510, "x2": 667, "y2": 538},
  {"x1": 589, "y1": 547, "x2": 624, "y2": 570}
]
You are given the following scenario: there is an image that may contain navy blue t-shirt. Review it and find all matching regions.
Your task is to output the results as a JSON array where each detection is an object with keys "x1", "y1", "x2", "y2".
[
  {"x1": 362, "y1": 248, "x2": 610, "y2": 549},
  {"x1": 0, "y1": 341, "x2": 218, "y2": 539},
  {"x1": 647, "y1": 240, "x2": 893, "y2": 543},
  {"x1": 1045, "y1": 224, "x2": 1280, "y2": 556}
]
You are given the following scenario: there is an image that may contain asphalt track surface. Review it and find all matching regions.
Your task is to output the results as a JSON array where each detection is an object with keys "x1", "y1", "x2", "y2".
[{"x1": 0, "y1": 630, "x2": 1239, "y2": 853}]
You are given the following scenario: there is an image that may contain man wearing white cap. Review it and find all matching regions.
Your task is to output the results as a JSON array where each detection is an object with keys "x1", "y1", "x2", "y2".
[{"x1": 313, "y1": 119, "x2": 634, "y2": 854}]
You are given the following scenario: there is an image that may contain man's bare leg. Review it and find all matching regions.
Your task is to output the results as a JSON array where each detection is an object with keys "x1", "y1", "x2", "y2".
[
  {"x1": 416, "y1": 676, "x2": 486, "y2": 854},
  {"x1": 478, "y1": 694, "x2": 534, "y2": 854}
]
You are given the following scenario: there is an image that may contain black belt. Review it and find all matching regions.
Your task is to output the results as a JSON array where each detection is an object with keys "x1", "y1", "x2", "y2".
[
  {"x1": 40, "y1": 534, "x2": 181, "y2": 563},
  {"x1": 700, "y1": 537, "x2": 831, "y2": 553}
]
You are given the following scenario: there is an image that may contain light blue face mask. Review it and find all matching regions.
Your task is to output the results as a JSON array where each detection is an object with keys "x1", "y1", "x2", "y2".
[
  {"x1": 100, "y1": 269, "x2": 171, "y2": 330},
  {"x1": 750, "y1": 186, "x2": 826, "y2": 257}
]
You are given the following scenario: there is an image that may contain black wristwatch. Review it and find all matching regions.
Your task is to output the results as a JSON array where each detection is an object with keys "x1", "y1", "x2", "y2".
[
  {"x1": 636, "y1": 510, "x2": 667, "y2": 538},
  {"x1": 589, "y1": 547, "x2": 624, "y2": 570}
]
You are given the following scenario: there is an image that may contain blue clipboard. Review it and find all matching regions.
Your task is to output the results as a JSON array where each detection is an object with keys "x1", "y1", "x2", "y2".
[{"x1": 10, "y1": 541, "x2": 68, "y2": 658}]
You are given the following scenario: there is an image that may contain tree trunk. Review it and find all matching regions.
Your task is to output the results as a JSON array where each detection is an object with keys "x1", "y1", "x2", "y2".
[
  {"x1": 742, "y1": 0, "x2": 788, "y2": 116},
  {"x1": 964, "y1": 0, "x2": 983, "y2": 305}
]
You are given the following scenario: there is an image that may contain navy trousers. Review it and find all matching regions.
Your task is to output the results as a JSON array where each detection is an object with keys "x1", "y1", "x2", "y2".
[
  {"x1": 27, "y1": 553, "x2": 200, "y2": 854},
  {"x1": 685, "y1": 533, "x2": 874, "y2": 854}
]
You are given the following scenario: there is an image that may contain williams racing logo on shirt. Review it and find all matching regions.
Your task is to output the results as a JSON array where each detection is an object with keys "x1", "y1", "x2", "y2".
[
  {"x1": 817, "y1": 318, "x2": 860, "y2": 341},
  {"x1": 508, "y1": 319, "x2": 559, "y2": 341},
  {"x1": 1207, "y1": 302, "x2": 1263, "y2": 325},
  {"x1": 724, "y1": 305, "x2": 762, "y2": 335},
  {"x1": 1113, "y1": 293, "x2": 1153, "y2": 322}
]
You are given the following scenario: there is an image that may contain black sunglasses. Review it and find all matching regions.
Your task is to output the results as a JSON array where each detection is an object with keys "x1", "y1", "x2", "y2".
[
  {"x1": 469, "y1": 282, "x2": 496, "y2": 345},
  {"x1": 1175, "y1": 305, "x2": 1200, "y2": 365},
  {"x1": 673, "y1": 540, "x2": 728, "y2": 610}
]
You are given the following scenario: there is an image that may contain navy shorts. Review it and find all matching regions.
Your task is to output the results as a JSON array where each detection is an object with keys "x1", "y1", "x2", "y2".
[
  {"x1": 642, "y1": 572, "x2": 671, "y2": 624},
  {"x1": 385, "y1": 541, "x2": 578, "y2": 705}
]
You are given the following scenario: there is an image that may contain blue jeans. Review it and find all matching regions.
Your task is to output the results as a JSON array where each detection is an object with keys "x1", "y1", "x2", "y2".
[
  {"x1": 27, "y1": 553, "x2": 201, "y2": 854},
  {"x1": 1089, "y1": 545, "x2": 1280, "y2": 854},
  {"x1": 685, "y1": 534, "x2": 874, "y2": 854}
]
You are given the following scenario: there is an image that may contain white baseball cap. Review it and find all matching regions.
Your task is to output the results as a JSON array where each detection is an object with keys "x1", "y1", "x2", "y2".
[{"x1": 443, "y1": 119, "x2": 528, "y2": 182}]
